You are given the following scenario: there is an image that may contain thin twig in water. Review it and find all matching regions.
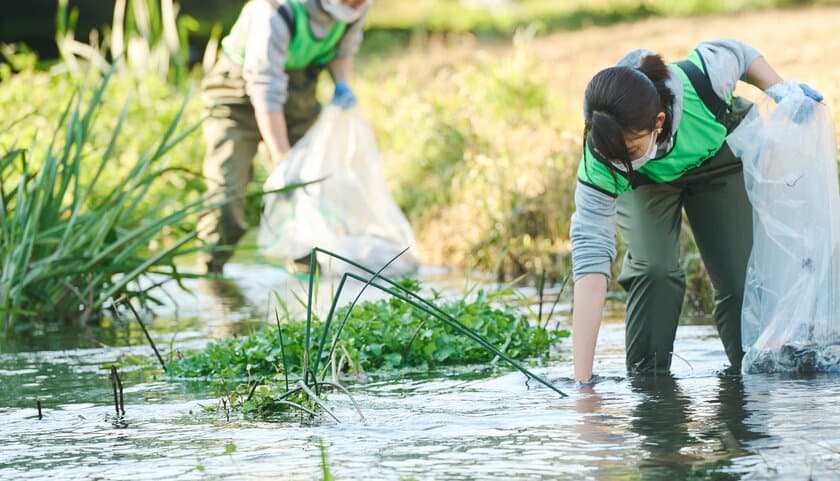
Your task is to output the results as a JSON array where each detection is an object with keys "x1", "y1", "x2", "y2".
[
  {"x1": 109, "y1": 365, "x2": 125, "y2": 417},
  {"x1": 37, "y1": 399, "x2": 42, "y2": 420},
  {"x1": 317, "y1": 381, "x2": 365, "y2": 422},
  {"x1": 340, "y1": 344, "x2": 357, "y2": 377},
  {"x1": 670, "y1": 352, "x2": 694, "y2": 375},
  {"x1": 543, "y1": 266, "x2": 571, "y2": 330},
  {"x1": 125, "y1": 301, "x2": 167, "y2": 372},
  {"x1": 109, "y1": 366, "x2": 119, "y2": 417},
  {"x1": 276, "y1": 387, "x2": 304, "y2": 403},
  {"x1": 245, "y1": 378, "x2": 264, "y2": 402},
  {"x1": 116, "y1": 370, "x2": 125, "y2": 416},
  {"x1": 330, "y1": 335, "x2": 339, "y2": 385},
  {"x1": 297, "y1": 380, "x2": 340, "y2": 424},
  {"x1": 273, "y1": 400, "x2": 319, "y2": 418}
]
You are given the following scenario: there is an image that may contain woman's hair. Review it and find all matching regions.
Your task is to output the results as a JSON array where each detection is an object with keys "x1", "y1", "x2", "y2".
[{"x1": 583, "y1": 54, "x2": 674, "y2": 170}]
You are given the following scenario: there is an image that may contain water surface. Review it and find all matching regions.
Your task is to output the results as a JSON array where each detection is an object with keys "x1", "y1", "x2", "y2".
[{"x1": 2, "y1": 264, "x2": 838, "y2": 480}]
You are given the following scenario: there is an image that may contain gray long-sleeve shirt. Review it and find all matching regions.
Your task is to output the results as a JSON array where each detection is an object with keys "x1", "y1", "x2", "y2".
[
  {"x1": 222, "y1": 0, "x2": 368, "y2": 113},
  {"x1": 570, "y1": 39, "x2": 762, "y2": 281}
]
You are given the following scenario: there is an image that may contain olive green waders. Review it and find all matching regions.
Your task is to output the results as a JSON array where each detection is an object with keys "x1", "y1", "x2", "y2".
[
  {"x1": 616, "y1": 143, "x2": 753, "y2": 374},
  {"x1": 197, "y1": 56, "x2": 321, "y2": 273}
]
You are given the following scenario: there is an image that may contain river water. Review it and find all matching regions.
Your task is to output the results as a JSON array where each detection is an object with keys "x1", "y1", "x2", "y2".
[{"x1": 1, "y1": 263, "x2": 839, "y2": 480}]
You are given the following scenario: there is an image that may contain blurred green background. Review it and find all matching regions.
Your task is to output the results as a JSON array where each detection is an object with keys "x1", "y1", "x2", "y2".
[{"x1": 4, "y1": 0, "x2": 836, "y2": 61}]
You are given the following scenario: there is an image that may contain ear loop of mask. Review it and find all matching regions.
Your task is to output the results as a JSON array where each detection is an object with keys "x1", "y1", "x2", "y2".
[
  {"x1": 614, "y1": 127, "x2": 661, "y2": 173},
  {"x1": 630, "y1": 128, "x2": 661, "y2": 163}
]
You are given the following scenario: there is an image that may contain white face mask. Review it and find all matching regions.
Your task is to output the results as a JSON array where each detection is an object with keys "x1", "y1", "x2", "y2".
[
  {"x1": 614, "y1": 128, "x2": 660, "y2": 172},
  {"x1": 320, "y1": 0, "x2": 364, "y2": 23}
]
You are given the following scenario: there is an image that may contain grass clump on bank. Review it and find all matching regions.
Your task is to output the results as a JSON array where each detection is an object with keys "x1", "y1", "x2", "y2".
[{"x1": 0, "y1": 3, "x2": 214, "y2": 336}]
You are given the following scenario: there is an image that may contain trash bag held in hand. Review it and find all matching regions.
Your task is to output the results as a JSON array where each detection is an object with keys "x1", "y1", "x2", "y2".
[
  {"x1": 258, "y1": 105, "x2": 420, "y2": 277},
  {"x1": 728, "y1": 80, "x2": 840, "y2": 373}
]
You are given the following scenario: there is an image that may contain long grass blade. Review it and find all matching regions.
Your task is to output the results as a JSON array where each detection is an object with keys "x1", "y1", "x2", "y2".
[
  {"x1": 310, "y1": 247, "x2": 409, "y2": 383},
  {"x1": 275, "y1": 309, "x2": 290, "y2": 392},
  {"x1": 94, "y1": 232, "x2": 195, "y2": 310}
]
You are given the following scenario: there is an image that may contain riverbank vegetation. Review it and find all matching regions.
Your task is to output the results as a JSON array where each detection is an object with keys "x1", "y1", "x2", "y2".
[{"x1": 0, "y1": 67, "x2": 205, "y2": 335}]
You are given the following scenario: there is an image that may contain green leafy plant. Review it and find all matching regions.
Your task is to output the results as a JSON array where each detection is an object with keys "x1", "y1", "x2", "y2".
[
  {"x1": 169, "y1": 249, "x2": 570, "y2": 421},
  {"x1": 170, "y1": 282, "x2": 565, "y2": 379}
]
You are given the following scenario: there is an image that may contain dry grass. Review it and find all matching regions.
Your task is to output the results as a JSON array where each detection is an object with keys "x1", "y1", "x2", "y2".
[{"x1": 358, "y1": 5, "x2": 840, "y2": 281}]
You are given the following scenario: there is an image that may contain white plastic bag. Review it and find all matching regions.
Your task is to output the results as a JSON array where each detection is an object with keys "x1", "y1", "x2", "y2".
[
  {"x1": 727, "y1": 81, "x2": 840, "y2": 373},
  {"x1": 258, "y1": 105, "x2": 420, "y2": 278}
]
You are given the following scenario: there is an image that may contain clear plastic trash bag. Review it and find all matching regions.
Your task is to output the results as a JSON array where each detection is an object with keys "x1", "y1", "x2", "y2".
[
  {"x1": 727, "y1": 81, "x2": 840, "y2": 373},
  {"x1": 258, "y1": 105, "x2": 420, "y2": 278}
]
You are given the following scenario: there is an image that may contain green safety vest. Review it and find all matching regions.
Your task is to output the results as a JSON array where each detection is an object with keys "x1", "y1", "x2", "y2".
[
  {"x1": 577, "y1": 50, "x2": 731, "y2": 197},
  {"x1": 222, "y1": 1, "x2": 348, "y2": 70}
]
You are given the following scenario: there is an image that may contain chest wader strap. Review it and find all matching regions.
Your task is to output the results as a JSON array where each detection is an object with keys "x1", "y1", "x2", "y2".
[
  {"x1": 676, "y1": 54, "x2": 730, "y2": 127},
  {"x1": 277, "y1": 3, "x2": 320, "y2": 78},
  {"x1": 278, "y1": 3, "x2": 296, "y2": 36},
  {"x1": 277, "y1": 2, "x2": 359, "y2": 79}
]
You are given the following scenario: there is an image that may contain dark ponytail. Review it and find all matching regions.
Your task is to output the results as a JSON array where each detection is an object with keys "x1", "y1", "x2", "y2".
[
  {"x1": 638, "y1": 54, "x2": 674, "y2": 139},
  {"x1": 583, "y1": 53, "x2": 674, "y2": 168}
]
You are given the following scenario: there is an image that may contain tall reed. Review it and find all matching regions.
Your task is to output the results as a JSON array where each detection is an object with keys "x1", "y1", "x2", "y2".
[
  {"x1": 56, "y1": 0, "x2": 201, "y2": 86},
  {"x1": 0, "y1": 67, "x2": 203, "y2": 335}
]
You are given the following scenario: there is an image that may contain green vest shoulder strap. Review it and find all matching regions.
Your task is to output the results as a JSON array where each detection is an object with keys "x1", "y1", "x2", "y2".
[
  {"x1": 282, "y1": 1, "x2": 348, "y2": 70},
  {"x1": 576, "y1": 50, "x2": 731, "y2": 197},
  {"x1": 220, "y1": 1, "x2": 348, "y2": 70},
  {"x1": 676, "y1": 53, "x2": 731, "y2": 127}
]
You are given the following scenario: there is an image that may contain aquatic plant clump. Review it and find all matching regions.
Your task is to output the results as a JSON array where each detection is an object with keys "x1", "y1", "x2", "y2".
[{"x1": 169, "y1": 284, "x2": 568, "y2": 380}]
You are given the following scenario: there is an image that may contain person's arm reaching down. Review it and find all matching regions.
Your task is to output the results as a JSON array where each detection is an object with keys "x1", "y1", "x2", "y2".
[{"x1": 569, "y1": 181, "x2": 618, "y2": 383}]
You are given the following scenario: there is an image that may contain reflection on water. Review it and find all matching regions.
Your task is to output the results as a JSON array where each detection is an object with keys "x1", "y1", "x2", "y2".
[
  {"x1": 1, "y1": 263, "x2": 839, "y2": 480},
  {"x1": 627, "y1": 374, "x2": 763, "y2": 481}
]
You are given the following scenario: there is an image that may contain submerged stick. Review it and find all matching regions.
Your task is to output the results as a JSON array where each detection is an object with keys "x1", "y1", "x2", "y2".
[
  {"x1": 125, "y1": 301, "x2": 167, "y2": 373},
  {"x1": 109, "y1": 365, "x2": 125, "y2": 417},
  {"x1": 245, "y1": 378, "x2": 264, "y2": 403},
  {"x1": 297, "y1": 380, "x2": 340, "y2": 424},
  {"x1": 37, "y1": 399, "x2": 42, "y2": 420},
  {"x1": 317, "y1": 381, "x2": 364, "y2": 422},
  {"x1": 274, "y1": 399, "x2": 319, "y2": 418},
  {"x1": 110, "y1": 367, "x2": 119, "y2": 417},
  {"x1": 116, "y1": 370, "x2": 125, "y2": 416}
]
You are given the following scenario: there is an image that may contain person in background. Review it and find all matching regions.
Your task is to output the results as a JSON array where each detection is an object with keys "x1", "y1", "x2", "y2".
[
  {"x1": 570, "y1": 39, "x2": 823, "y2": 385},
  {"x1": 197, "y1": 0, "x2": 369, "y2": 274}
]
